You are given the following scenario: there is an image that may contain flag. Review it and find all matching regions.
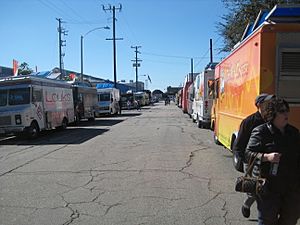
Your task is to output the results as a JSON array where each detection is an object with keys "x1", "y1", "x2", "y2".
[
  {"x1": 13, "y1": 59, "x2": 18, "y2": 76},
  {"x1": 147, "y1": 75, "x2": 152, "y2": 83}
]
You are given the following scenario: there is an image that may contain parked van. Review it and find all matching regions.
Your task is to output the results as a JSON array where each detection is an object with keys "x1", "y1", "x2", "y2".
[
  {"x1": 182, "y1": 73, "x2": 198, "y2": 113},
  {"x1": 0, "y1": 75, "x2": 74, "y2": 138},
  {"x1": 192, "y1": 63, "x2": 216, "y2": 128},
  {"x1": 95, "y1": 88, "x2": 120, "y2": 116},
  {"x1": 134, "y1": 91, "x2": 149, "y2": 106},
  {"x1": 121, "y1": 91, "x2": 134, "y2": 109},
  {"x1": 187, "y1": 83, "x2": 194, "y2": 117},
  {"x1": 71, "y1": 81, "x2": 97, "y2": 123}
]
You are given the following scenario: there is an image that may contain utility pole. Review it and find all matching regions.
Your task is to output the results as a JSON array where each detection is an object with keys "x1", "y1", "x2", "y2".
[
  {"x1": 56, "y1": 18, "x2": 67, "y2": 80},
  {"x1": 191, "y1": 58, "x2": 194, "y2": 82},
  {"x1": 131, "y1": 46, "x2": 142, "y2": 92},
  {"x1": 103, "y1": 4, "x2": 123, "y2": 88},
  {"x1": 210, "y1": 38, "x2": 213, "y2": 63}
]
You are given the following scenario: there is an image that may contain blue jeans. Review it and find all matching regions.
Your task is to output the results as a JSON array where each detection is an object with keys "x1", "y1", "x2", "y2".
[{"x1": 257, "y1": 188, "x2": 300, "y2": 225}]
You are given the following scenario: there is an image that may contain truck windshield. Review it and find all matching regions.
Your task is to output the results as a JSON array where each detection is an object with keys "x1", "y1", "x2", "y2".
[
  {"x1": 99, "y1": 93, "x2": 110, "y2": 101},
  {"x1": 135, "y1": 95, "x2": 143, "y2": 100},
  {"x1": 0, "y1": 90, "x2": 7, "y2": 106},
  {"x1": 8, "y1": 88, "x2": 30, "y2": 105}
]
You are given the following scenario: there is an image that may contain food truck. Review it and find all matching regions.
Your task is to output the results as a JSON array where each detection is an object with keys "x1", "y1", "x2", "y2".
[
  {"x1": 0, "y1": 75, "x2": 74, "y2": 138},
  {"x1": 211, "y1": 5, "x2": 300, "y2": 155}
]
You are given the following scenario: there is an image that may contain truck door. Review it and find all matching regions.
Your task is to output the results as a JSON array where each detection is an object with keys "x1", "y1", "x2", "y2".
[{"x1": 32, "y1": 86, "x2": 45, "y2": 129}]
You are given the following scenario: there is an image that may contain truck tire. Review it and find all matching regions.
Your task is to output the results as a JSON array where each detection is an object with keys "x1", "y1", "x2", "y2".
[
  {"x1": 192, "y1": 115, "x2": 196, "y2": 123},
  {"x1": 213, "y1": 133, "x2": 222, "y2": 145},
  {"x1": 233, "y1": 151, "x2": 244, "y2": 172},
  {"x1": 27, "y1": 121, "x2": 40, "y2": 139},
  {"x1": 59, "y1": 118, "x2": 68, "y2": 130},
  {"x1": 74, "y1": 113, "x2": 80, "y2": 125},
  {"x1": 196, "y1": 116, "x2": 202, "y2": 128},
  {"x1": 88, "y1": 116, "x2": 95, "y2": 121}
]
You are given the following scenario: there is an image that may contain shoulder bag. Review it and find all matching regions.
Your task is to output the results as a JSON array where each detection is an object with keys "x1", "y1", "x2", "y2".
[{"x1": 235, "y1": 153, "x2": 267, "y2": 195}]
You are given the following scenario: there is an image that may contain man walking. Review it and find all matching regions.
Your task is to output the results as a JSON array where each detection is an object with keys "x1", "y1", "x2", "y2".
[{"x1": 232, "y1": 93, "x2": 275, "y2": 218}]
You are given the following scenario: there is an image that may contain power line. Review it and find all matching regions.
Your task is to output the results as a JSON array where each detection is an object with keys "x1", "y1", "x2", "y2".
[
  {"x1": 143, "y1": 52, "x2": 191, "y2": 59},
  {"x1": 61, "y1": 0, "x2": 91, "y2": 24},
  {"x1": 38, "y1": 0, "x2": 81, "y2": 23}
]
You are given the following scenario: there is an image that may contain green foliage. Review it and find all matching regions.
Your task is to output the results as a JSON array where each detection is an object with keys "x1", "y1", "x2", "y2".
[
  {"x1": 218, "y1": 0, "x2": 300, "y2": 52},
  {"x1": 18, "y1": 62, "x2": 33, "y2": 75}
]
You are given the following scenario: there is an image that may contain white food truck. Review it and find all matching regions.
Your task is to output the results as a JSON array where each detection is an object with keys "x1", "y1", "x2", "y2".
[
  {"x1": 95, "y1": 87, "x2": 120, "y2": 116},
  {"x1": 191, "y1": 63, "x2": 216, "y2": 128},
  {"x1": 0, "y1": 75, "x2": 75, "y2": 138}
]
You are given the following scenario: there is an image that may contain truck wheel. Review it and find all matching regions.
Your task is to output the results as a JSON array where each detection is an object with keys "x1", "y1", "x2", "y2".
[
  {"x1": 196, "y1": 116, "x2": 202, "y2": 128},
  {"x1": 233, "y1": 151, "x2": 244, "y2": 172},
  {"x1": 88, "y1": 116, "x2": 95, "y2": 121},
  {"x1": 60, "y1": 118, "x2": 68, "y2": 130},
  {"x1": 28, "y1": 122, "x2": 40, "y2": 139},
  {"x1": 74, "y1": 113, "x2": 80, "y2": 125},
  {"x1": 192, "y1": 116, "x2": 196, "y2": 123},
  {"x1": 213, "y1": 133, "x2": 222, "y2": 145}
]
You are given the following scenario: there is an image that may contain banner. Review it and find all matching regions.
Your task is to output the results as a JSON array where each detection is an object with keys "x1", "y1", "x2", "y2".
[{"x1": 13, "y1": 59, "x2": 18, "y2": 76}]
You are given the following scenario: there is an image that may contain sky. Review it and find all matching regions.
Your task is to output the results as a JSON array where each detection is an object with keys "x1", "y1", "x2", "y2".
[{"x1": 0, "y1": 0, "x2": 228, "y2": 91}]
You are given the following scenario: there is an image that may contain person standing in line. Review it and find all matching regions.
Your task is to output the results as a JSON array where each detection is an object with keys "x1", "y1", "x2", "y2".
[
  {"x1": 245, "y1": 98, "x2": 300, "y2": 225},
  {"x1": 127, "y1": 100, "x2": 131, "y2": 110},
  {"x1": 232, "y1": 93, "x2": 275, "y2": 218},
  {"x1": 135, "y1": 99, "x2": 141, "y2": 111}
]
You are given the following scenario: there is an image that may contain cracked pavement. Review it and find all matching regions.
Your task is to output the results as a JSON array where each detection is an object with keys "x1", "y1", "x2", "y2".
[{"x1": 0, "y1": 102, "x2": 283, "y2": 225}]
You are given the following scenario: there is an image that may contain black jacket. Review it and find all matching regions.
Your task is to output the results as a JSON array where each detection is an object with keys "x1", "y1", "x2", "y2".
[
  {"x1": 245, "y1": 122, "x2": 300, "y2": 194},
  {"x1": 232, "y1": 111, "x2": 265, "y2": 162}
]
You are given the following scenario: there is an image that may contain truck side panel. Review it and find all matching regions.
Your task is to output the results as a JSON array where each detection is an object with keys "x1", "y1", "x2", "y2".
[
  {"x1": 43, "y1": 87, "x2": 74, "y2": 128},
  {"x1": 214, "y1": 31, "x2": 261, "y2": 149},
  {"x1": 261, "y1": 24, "x2": 300, "y2": 129},
  {"x1": 214, "y1": 23, "x2": 300, "y2": 149}
]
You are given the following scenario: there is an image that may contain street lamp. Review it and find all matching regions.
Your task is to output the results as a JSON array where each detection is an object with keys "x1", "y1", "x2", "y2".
[
  {"x1": 139, "y1": 74, "x2": 151, "y2": 90},
  {"x1": 80, "y1": 26, "x2": 110, "y2": 81}
]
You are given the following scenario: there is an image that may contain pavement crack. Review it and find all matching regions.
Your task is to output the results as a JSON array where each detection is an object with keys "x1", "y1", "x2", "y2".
[
  {"x1": 186, "y1": 192, "x2": 221, "y2": 211},
  {"x1": 0, "y1": 145, "x2": 69, "y2": 177},
  {"x1": 62, "y1": 207, "x2": 80, "y2": 225},
  {"x1": 179, "y1": 147, "x2": 208, "y2": 172},
  {"x1": 104, "y1": 203, "x2": 123, "y2": 216}
]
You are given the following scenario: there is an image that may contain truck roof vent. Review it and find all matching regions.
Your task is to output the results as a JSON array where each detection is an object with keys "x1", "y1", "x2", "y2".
[{"x1": 280, "y1": 51, "x2": 300, "y2": 75}]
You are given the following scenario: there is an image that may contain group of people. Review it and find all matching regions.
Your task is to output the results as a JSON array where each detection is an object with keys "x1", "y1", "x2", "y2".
[{"x1": 233, "y1": 94, "x2": 300, "y2": 224}]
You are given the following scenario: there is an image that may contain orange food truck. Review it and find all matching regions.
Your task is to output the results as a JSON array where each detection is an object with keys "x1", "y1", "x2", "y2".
[{"x1": 211, "y1": 5, "x2": 300, "y2": 153}]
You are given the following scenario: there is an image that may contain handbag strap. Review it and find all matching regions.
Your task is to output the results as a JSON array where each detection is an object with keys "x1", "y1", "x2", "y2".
[{"x1": 245, "y1": 152, "x2": 258, "y2": 177}]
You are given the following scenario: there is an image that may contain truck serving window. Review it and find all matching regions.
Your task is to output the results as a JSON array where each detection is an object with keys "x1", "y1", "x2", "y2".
[
  {"x1": 8, "y1": 88, "x2": 30, "y2": 105},
  {"x1": 0, "y1": 90, "x2": 7, "y2": 106}
]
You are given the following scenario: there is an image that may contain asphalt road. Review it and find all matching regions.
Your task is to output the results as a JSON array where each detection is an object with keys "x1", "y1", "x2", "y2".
[{"x1": 1, "y1": 102, "x2": 298, "y2": 225}]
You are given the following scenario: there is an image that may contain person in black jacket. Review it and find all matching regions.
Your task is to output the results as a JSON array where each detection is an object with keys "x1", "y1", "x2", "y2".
[
  {"x1": 233, "y1": 93, "x2": 274, "y2": 218},
  {"x1": 245, "y1": 98, "x2": 300, "y2": 225}
]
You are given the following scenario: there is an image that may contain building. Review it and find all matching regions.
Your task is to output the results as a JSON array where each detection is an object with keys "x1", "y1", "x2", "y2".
[
  {"x1": 166, "y1": 86, "x2": 182, "y2": 95},
  {"x1": 0, "y1": 65, "x2": 146, "y2": 94},
  {"x1": 0, "y1": 66, "x2": 13, "y2": 77},
  {"x1": 120, "y1": 80, "x2": 144, "y2": 92}
]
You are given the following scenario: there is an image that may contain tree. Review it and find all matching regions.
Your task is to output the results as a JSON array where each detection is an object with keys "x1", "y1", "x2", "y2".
[
  {"x1": 218, "y1": 0, "x2": 300, "y2": 52},
  {"x1": 18, "y1": 62, "x2": 33, "y2": 75}
]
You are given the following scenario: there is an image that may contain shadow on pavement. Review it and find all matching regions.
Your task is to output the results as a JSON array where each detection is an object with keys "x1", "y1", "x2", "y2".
[
  {"x1": 117, "y1": 112, "x2": 141, "y2": 117},
  {"x1": 0, "y1": 127, "x2": 109, "y2": 146},
  {"x1": 74, "y1": 119, "x2": 124, "y2": 127},
  {"x1": 0, "y1": 110, "x2": 142, "y2": 146}
]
